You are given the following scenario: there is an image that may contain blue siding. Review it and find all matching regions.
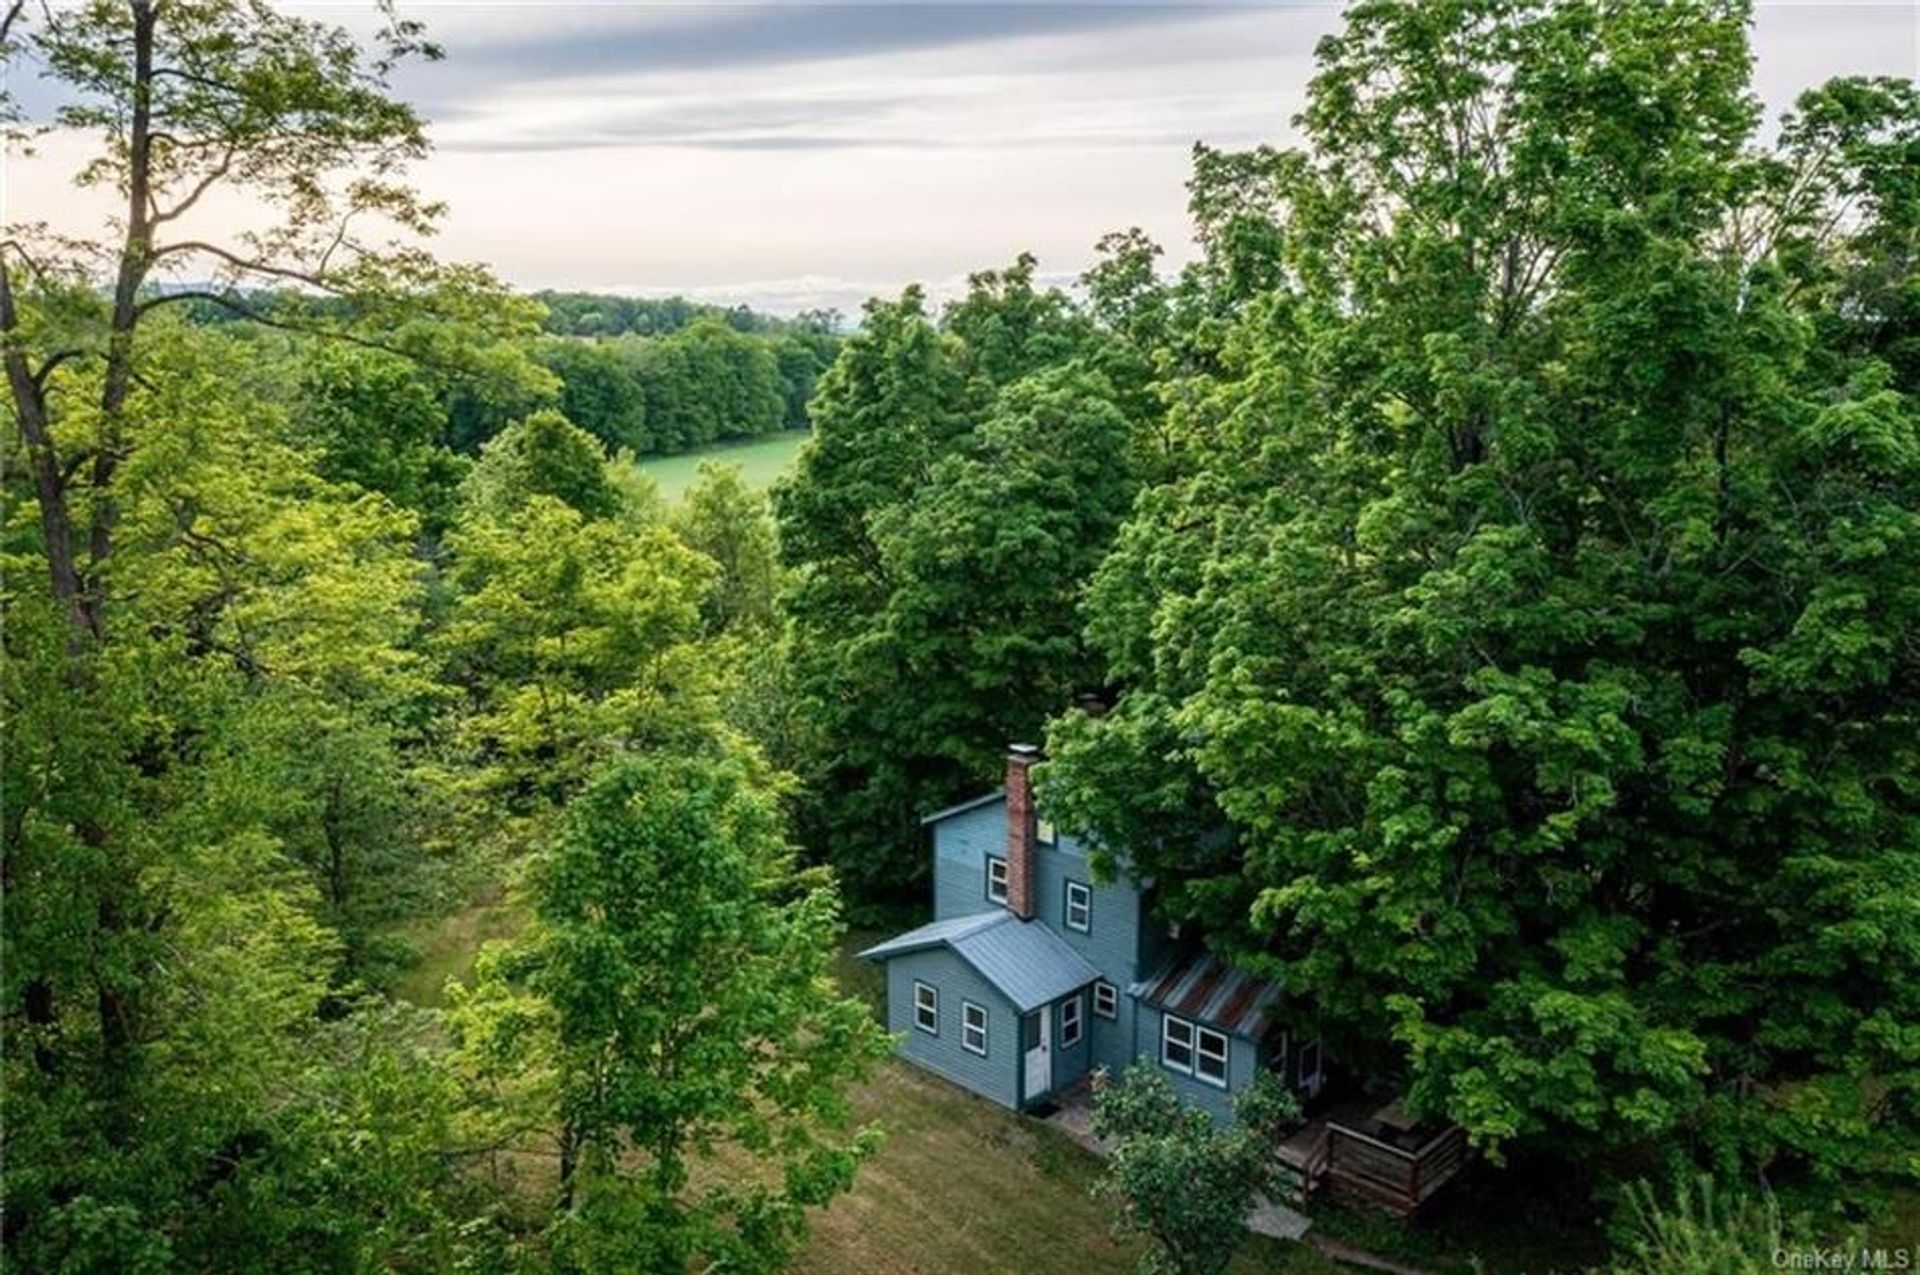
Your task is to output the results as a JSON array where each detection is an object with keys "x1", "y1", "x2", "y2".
[
  {"x1": 932, "y1": 802, "x2": 1007, "y2": 921},
  {"x1": 1131, "y1": 1002, "x2": 1267, "y2": 1127},
  {"x1": 916, "y1": 791, "x2": 1289, "y2": 1128},
  {"x1": 1046, "y1": 989, "x2": 1093, "y2": 1098},
  {"x1": 886, "y1": 948, "x2": 1021, "y2": 1109},
  {"x1": 1036, "y1": 834, "x2": 1157, "y2": 1078}
]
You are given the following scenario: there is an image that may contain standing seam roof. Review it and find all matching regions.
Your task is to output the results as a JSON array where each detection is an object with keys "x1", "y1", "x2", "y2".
[{"x1": 859, "y1": 910, "x2": 1100, "y2": 1013}]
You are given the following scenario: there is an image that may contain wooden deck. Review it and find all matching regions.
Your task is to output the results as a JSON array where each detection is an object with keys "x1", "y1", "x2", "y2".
[{"x1": 1276, "y1": 1100, "x2": 1468, "y2": 1218}]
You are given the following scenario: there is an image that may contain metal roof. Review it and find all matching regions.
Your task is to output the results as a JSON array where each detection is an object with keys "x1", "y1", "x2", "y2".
[
  {"x1": 859, "y1": 910, "x2": 1101, "y2": 1013},
  {"x1": 917, "y1": 789, "x2": 1005, "y2": 826},
  {"x1": 858, "y1": 911, "x2": 1005, "y2": 959},
  {"x1": 1131, "y1": 951, "x2": 1283, "y2": 1041}
]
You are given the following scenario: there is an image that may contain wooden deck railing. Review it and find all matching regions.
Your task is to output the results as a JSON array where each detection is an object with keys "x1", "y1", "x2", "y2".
[{"x1": 1322, "y1": 1120, "x2": 1468, "y2": 1217}]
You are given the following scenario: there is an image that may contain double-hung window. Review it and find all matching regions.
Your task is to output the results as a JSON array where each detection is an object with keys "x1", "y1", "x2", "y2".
[
  {"x1": 1161, "y1": 1016, "x2": 1195, "y2": 1073},
  {"x1": 1093, "y1": 981, "x2": 1118, "y2": 1020},
  {"x1": 962, "y1": 1001, "x2": 989, "y2": 1056},
  {"x1": 985, "y1": 855, "x2": 1009, "y2": 904},
  {"x1": 1060, "y1": 995, "x2": 1083, "y2": 1047},
  {"x1": 1194, "y1": 1026, "x2": 1229, "y2": 1088},
  {"x1": 1161, "y1": 1015, "x2": 1230, "y2": 1088},
  {"x1": 913, "y1": 981, "x2": 939, "y2": 1035},
  {"x1": 1064, "y1": 880, "x2": 1091, "y2": 933}
]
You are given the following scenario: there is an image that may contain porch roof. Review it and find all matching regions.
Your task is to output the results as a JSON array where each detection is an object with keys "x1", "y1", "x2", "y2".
[
  {"x1": 859, "y1": 910, "x2": 1101, "y2": 1013},
  {"x1": 1131, "y1": 950, "x2": 1282, "y2": 1041}
]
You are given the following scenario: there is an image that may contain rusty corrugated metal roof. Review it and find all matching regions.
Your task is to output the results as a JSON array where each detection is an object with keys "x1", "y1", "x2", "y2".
[{"x1": 1131, "y1": 951, "x2": 1282, "y2": 1040}]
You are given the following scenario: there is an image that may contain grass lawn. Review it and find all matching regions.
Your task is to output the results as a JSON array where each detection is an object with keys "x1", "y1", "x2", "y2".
[
  {"x1": 389, "y1": 885, "x2": 526, "y2": 1009},
  {"x1": 636, "y1": 429, "x2": 811, "y2": 502},
  {"x1": 791, "y1": 1059, "x2": 1335, "y2": 1275}
]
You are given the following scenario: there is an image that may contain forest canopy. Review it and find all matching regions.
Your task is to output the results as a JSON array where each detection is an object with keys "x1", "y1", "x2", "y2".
[{"x1": 3, "y1": 0, "x2": 1915, "y2": 1270}]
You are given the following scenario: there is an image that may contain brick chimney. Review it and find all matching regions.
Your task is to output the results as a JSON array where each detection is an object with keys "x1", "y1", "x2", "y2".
[{"x1": 1005, "y1": 744, "x2": 1040, "y2": 920}]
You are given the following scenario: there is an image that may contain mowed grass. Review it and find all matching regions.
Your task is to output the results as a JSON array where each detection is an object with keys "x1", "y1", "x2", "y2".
[
  {"x1": 636, "y1": 429, "x2": 811, "y2": 502},
  {"x1": 791, "y1": 1059, "x2": 1332, "y2": 1275},
  {"x1": 386, "y1": 915, "x2": 1327, "y2": 1273}
]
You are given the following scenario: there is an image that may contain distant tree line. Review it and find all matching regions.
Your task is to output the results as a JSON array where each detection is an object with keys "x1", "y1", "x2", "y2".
[
  {"x1": 533, "y1": 318, "x2": 839, "y2": 457},
  {"x1": 180, "y1": 288, "x2": 840, "y2": 460},
  {"x1": 532, "y1": 290, "x2": 843, "y2": 340}
]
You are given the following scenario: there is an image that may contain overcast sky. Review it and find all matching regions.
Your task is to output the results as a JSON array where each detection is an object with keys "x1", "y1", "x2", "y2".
[{"x1": 8, "y1": 2, "x2": 1918, "y2": 314}]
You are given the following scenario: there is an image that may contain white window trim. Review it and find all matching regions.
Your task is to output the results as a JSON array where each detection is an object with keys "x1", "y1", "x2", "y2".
[
  {"x1": 913, "y1": 981, "x2": 939, "y2": 1036},
  {"x1": 1064, "y1": 880, "x2": 1091, "y2": 933},
  {"x1": 1093, "y1": 981, "x2": 1118, "y2": 1020},
  {"x1": 1161, "y1": 1015, "x2": 1195, "y2": 1075},
  {"x1": 962, "y1": 1001, "x2": 989, "y2": 1056},
  {"x1": 1060, "y1": 995, "x2": 1083, "y2": 1047},
  {"x1": 1036, "y1": 818, "x2": 1057, "y2": 846},
  {"x1": 985, "y1": 855, "x2": 1008, "y2": 904},
  {"x1": 1195, "y1": 1025, "x2": 1230, "y2": 1089}
]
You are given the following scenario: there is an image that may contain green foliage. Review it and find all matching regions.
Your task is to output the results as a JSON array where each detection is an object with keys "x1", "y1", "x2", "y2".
[
  {"x1": 774, "y1": 267, "x2": 1157, "y2": 900},
  {"x1": 629, "y1": 317, "x2": 789, "y2": 453},
  {"x1": 290, "y1": 341, "x2": 471, "y2": 536},
  {"x1": 1605, "y1": 1174, "x2": 1851, "y2": 1274},
  {"x1": 460, "y1": 408, "x2": 627, "y2": 523},
  {"x1": 1044, "y1": 0, "x2": 1920, "y2": 1209},
  {"x1": 674, "y1": 463, "x2": 782, "y2": 636},
  {"x1": 1089, "y1": 1067, "x2": 1300, "y2": 1275},
  {"x1": 458, "y1": 751, "x2": 889, "y2": 1272},
  {"x1": 534, "y1": 337, "x2": 648, "y2": 454},
  {"x1": 441, "y1": 492, "x2": 715, "y2": 812}
]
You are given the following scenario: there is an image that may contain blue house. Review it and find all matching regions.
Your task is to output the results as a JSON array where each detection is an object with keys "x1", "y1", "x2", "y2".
[{"x1": 861, "y1": 744, "x2": 1325, "y2": 1123}]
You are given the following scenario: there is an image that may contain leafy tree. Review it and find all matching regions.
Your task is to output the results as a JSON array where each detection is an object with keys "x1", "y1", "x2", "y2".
[
  {"x1": 1, "y1": 2, "x2": 530, "y2": 1261},
  {"x1": 777, "y1": 277, "x2": 1149, "y2": 899},
  {"x1": 291, "y1": 341, "x2": 469, "y2": 535},
  {"x1": 440, "y1": 473, "x2": 715, "y2": 814},
  {"x1": 943, "y1": 252, "x2": 1092, "y2": 391},
  {"x1": 460, "y1": 408, "x2": 626, "y2": 523},
  {"x1": 457, "y1": 751, "x2": 888, "y2": 1272},
  {"x1": 630, "y1": 318, "x2": 787, "y2": 453},
  {"x1": 1089, "y1": 1067, "x2": 1299, "y2": 1275},
  {"x1": 1044, "y1": 0, "x2": 1920, "y2": 1206},
  {"x1": 868, "y1": 364, "x2": 1140, "y2": 797},
  {"x1": 674, "y1": 462, "x2": 781, "y2": 636},
  {"x1": 535, "y1": 337, "x2": 647, "y2": 454},
  {"x1": 771, "y1": 329, "x2": 836, "y2": 430},
  {"x1": 2, "y1": 324, "x2": 457, "y2": 1267}
]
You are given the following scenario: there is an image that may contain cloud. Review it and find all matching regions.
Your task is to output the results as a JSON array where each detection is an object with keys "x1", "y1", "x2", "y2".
[{"x1": 433, "y1": 2, "x2": 1240, "y2": 84}]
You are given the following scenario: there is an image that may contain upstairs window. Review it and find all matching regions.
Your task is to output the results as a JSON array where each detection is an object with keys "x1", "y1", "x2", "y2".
[
  {"x1": 1036, "y1": 818, "x2": 1057, "y2": 846},
  {"x1": 1161, "y1": 1016, "x2": 1194, "y2": 1074},
  {"x1": 1093, "y1": 981, "x2": 1118, "y2": 1019},
  {"x1": 985, "y1": 855, "x2": 1008, "y2": 904},
  {"x1": 1064, "y1": 880, "x2": 1092, "y2": 933},
  {"x1": 1061, "y1": 994, "x2": 1083, "y2": 1047},
  {"x1": 1195, "y1": 1026, "x2": 1230, "y2": 1088},
  {"x1": 913, "y1": 981, "x2": 939, "y2": 1035},
  {"x1": 962, "y1": 1001, "x2": 989, "y2": 1056}
]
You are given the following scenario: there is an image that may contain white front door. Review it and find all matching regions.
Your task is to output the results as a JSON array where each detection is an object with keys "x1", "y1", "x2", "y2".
[{"x1": 1024, "y1": 1005, "x2": 1052, "y2": 1100}]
